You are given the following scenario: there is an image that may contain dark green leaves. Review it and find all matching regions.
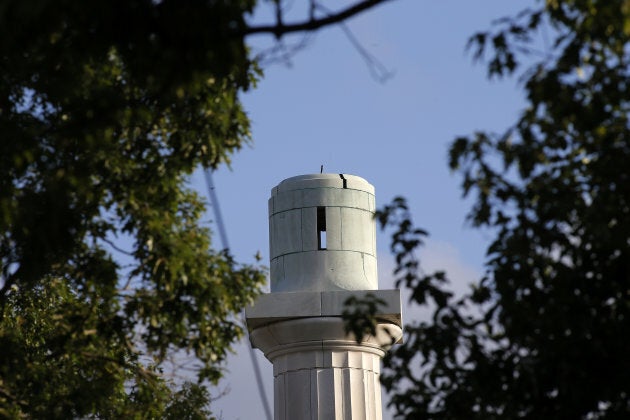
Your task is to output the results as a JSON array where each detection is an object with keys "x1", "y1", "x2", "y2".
[
  {"x1": 0, "y1": 0, "x2": 264, "y2": 416},
  {"x1": 343, "y1": 293, "x2": 387, "y2": 343},
  {"x1": 384, "y1": 1, "x2": 630, "y2": 418}
]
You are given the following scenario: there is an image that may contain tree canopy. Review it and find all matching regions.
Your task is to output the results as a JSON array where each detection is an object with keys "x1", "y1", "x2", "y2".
[
  {"x1": 375, "y1": 0, "x2": 630, "y2": 418},
  {"x1": 0, "y1": 0, "x2": 391, "y2": 417}
]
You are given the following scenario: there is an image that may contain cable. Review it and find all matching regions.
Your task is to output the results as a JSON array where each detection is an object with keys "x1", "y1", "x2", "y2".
[
  {"x1": 203, "y1": 170, "x2": 230, "y2": 250},
  {"x1": 203, "y1": 168, "x2": 273, "y2": 420}
]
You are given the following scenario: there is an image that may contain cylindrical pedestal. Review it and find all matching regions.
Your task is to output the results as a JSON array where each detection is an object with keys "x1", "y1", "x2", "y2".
[
  {"x1": 268, "y1": 174, "x2": 378, "y2": 292},
  {"x1": 250, "y1": 317, "x2": 402, "y2": 420}
]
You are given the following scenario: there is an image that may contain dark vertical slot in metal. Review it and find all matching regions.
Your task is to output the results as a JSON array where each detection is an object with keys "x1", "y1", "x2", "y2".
[{"x1": 317, "y1": 206, "x2": 327, "y2": 250}]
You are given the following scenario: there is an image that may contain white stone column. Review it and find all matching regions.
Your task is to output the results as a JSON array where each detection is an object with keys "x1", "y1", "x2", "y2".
[
  {"x1": 248, "y1": 291, "x2": 402, "y2": 420},
  {"x1": 246, "y1": 174, "x2": 403, "y2": 420}
]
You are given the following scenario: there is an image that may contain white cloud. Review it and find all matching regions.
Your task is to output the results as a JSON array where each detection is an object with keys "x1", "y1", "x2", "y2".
[{"x1": 378, "y1": 238, "x2": 483, "y2": 325}]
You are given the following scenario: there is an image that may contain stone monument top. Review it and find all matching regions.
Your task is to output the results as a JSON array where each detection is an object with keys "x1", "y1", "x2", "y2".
[{"x1": 268, "y1": 173, "x2": 377, "y2": 293}]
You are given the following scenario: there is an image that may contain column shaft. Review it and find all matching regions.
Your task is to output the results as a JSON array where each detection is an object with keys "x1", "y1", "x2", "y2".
[{"x1": 249, "y1": 317, "x2": 401, "y2": 420}]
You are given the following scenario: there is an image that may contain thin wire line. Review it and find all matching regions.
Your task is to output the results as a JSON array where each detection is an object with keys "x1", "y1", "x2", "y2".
[
  {"x1": 203, "y1": 168, "x2": 273, "y2": 420},
  {"x1": 203, "y1": 170, "x2": 230, "y2": 251}
]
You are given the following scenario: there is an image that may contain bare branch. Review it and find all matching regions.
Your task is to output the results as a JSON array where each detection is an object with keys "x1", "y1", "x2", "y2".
[
  {"x1": 242, "y1": 0, "x2": 394, "y2": 38},
  {"x1": 254, "y1": 33, "x2": 314, "y2": 67},
  {"x1": 251, "y1": 1, "x2": 394, "y2": 83},
  {"x1": 100, "y1": 237, "x2": 134, "y2": 257},
  {"x1": 338, "y1": 21, "x2": 394, "y2": 83}
]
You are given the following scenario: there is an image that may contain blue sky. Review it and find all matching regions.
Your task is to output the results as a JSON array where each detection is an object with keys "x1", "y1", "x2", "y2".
[{"x1": 195, "y1": 1, "x2": 531, "y2": 418}]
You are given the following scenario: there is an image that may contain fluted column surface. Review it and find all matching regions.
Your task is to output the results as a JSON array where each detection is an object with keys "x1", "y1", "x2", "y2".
[{"x1": 274, "y1": 349, "x2": 383, "y2": 420}]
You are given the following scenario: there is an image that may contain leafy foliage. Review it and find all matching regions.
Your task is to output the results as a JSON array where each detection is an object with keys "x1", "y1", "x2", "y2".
[
  {"x1": 1, "y1": 0, "x2": 393, "y2": 416},
  {"x1": 343, "y1": 293, "x2": 387, "y2": 342},
  {"x1": 375, "y1": 1, "x2": 630, "y2": 418},
  {"x1": 0, "y1": 0, "x2": 266, "y2": 416}
]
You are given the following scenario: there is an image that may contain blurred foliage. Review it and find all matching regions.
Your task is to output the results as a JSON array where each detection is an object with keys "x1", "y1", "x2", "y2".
[
  {"x1": 0, "y1": 0, "x2": 263, "y2": 417},
  {"x1": 0, "y1": 0, "x2": 391, "y2": 416},
  {"x1": 362, "y1": 1, "x2": 630, "y2": 418},
  {"x1": 343, "y1": 293, "x2": 387, "y2": 343}
]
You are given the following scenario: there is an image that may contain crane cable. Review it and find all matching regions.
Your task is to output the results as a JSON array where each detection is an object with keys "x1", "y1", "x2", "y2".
[{"x1": 203, "y1": 168, "x2": 273, "y2": 420}]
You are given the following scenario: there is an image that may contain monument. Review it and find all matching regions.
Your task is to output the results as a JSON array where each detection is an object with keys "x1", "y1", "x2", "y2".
[{"x1": 246, "y1": 173, "x2": 403, "y2": 420}]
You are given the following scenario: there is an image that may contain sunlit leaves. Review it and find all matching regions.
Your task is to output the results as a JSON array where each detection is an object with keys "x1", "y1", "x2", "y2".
[{"x1": 0, "y1": 0, "x2": 265, "y2": 417}]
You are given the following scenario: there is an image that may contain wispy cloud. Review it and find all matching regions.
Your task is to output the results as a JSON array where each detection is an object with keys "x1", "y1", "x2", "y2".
[{"x1": 378, "y1": 238, "x2": 482, "y2": 325}]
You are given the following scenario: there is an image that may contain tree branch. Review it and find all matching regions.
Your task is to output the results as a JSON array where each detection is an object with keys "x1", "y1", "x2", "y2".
[
  {"x1": 241, "y1": 0, "x2": 394, "y2": 37},
  {"x1": 100, "y1": 237, "x2": 134, "y2": 257}
]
